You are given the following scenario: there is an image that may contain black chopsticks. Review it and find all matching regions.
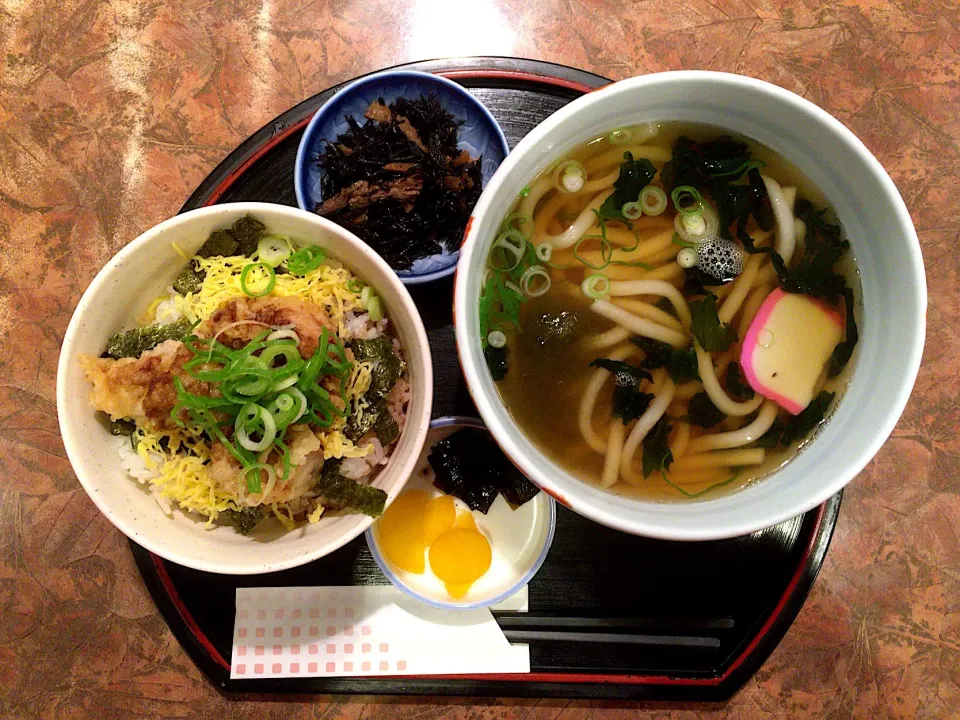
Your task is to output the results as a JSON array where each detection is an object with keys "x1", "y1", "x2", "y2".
[{"x1": 494, "y1": 613, "x2": 734, "y2": 648}]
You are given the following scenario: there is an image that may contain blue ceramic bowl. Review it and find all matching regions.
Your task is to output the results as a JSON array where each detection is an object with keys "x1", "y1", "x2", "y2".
[
  {"x1": 294, "y1": 71, "x2": 510, "y2": 284},
  {"x1": 365, "y1": 417, "x2": 556, "y2": 611}
]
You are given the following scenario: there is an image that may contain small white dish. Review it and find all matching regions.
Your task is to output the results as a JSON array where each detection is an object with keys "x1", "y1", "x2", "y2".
[
  {"x1": 56, "y1": 202, "x2": 433, "y2": 575},
  {"x1": 366, "y1": 417, "x2": 556, "y2": 610}
]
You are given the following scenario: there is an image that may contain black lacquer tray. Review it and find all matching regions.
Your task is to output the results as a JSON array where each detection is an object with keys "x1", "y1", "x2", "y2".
[{"x1": 130, "y1": 57, "x2": 842, "y2": 701}]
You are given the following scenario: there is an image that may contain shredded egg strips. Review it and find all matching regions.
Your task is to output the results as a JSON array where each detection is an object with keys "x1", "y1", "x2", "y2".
[{"x1": 169, "y1": 254, "x2": 364, "y2": 337}]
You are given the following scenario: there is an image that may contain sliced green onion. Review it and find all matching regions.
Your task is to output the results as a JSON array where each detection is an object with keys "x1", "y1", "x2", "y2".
[
  {"x1": 240, "y1": 262, "x2": 276, "y2": 297},
  {"x1": 265, "y1": 329, "x2": 299, "y2": 345},
  {"x1": 272, "y1": 374, "x2": 299, "y2": 392},
  {"x1": 712, "y1": 159, "x2": 766, "y2": 178},
  {"x1": 672, "y1": 232, "x2": 697, "y2": 249},
  {"x1": 535, "y1": 243, "x2": 553, "y2": 263},
  {"x1": 259, "y1": 344, "x2": 305, "y2": 377},
  {"x1": 235, "y1": 403, "x2": 263, "y2": 432},
  {"x1": 236, "y1": 405, "x2": 277, "y2": 452},
  {"x1": 674, "y1": 204, "x2": 719, "y2": 245},
  {"x1": 287, "y1": 246, "x2": 326, "y2": 275},
  {"x1": 274, "y1": 437, "x2": 291, "y2": 481},
  {"x1": 241, "y1": 463, "x2": 274, "y2": 494},
  {"x1": 268, "y1": 392, "x2": 300, "y2": 429},
  {"x1": 172, "y1": 377, "x2": 235, "y2": 409},
  {"x1": 621, "y1": 201, "x2": 643, "y2": 220},
  {"x1": 222, "y1": 367, "x2": 273, "y2": 402},
  {"x1": 552, "y1": 160, "x2": 586, "y2": 194},
  {"x1": 182, "y1": 359, "x2": 235, "y2": 383},
  {"x1": 359, "y1": 285, "x2": 375, "y2": 309},
  {"x1": 682, "y1": 214, "x2": 706, "y2": 235},
  {"x1": 573, "y1": 233, "x2": 613, "y2": 270},
  {"x1": 501, "y1": 211, "x2": 534, "y2": 239},
  {"x1": 609, "y1": 260, "x2": 654, "y2": 270},
  {"x1": 661, "y1": 470, "x2": 740, "y2": 498},
  {"x1": 670, "y1": 185, "x2": 703, "y2": 217},
  {"x1": 302, "y1": 384, "x2": 346, "y2": 426},
  {"x1": 323, "y1": 337, "x2": 352, "y2": 378},
  {"x1": 519, "y1": 265, "x2": 551, "y2": 298},
  {"x1": 608, "y1": 128, "x2": 632, "y2": 145},
  {"x1": 487, "y1": 330, "x2": 507, "y2": 348},
  {"x1": 490, "y1": 229, "x2": 527, "y2": 271},
  {"x1": 257, "y1": 235, "x2": 292, "y2": 267},
  {"x1": 229, "y1": 332, "x2": 271, "y2": 366},
  {"x1": 638, "y1": 185, "x2": 667, "y2": 215},
  {"x1": 347, "y1": 278, "x2": 363, "y2": 294},
  {"x1": 296, "y1": 328, "x2": 330, "y2": 391},
  {"x1": 618, "y1": 228, "x2": 642, "y2": 254},
  {"x1": 286, "y1": 387, "x2": 308, "y2": 424},
  {"x1": 581, "y1": 273, "x2": 610, "y2": 299},
  {"x1": 214, "y1": 424, "x2": 253, "y2": 467},
  {"x1": 367, "y1": 296, "x2": 383, "y2": 322}
]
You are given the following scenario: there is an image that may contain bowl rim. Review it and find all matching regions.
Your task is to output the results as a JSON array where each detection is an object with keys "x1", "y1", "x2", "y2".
[
  {"x1": 293, "y1": 69, "x2": 511, "y2": 284},
  {"x1": 56, "y1": 201, "x2": 434, "y2": 574},
  {"x1": 453, "y1": 70, "x2": 927, "y2": 541},
  {"x1": 364, "y1": 416, "x2": 557, "y2": 610}
]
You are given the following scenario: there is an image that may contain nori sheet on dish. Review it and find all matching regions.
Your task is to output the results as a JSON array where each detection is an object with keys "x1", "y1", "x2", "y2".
[{"x1": 428, "y1": 428, "x2": 540, "y2": 514}]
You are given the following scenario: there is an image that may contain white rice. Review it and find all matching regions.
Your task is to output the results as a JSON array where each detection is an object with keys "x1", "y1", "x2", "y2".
[
  {"x1": 116, "y1": 437, "x2": 173, "y2": 515},
  {"x1": 154, "y1": 291, "x2": 183, "y2": 324},
  {"x1": 340, "y1": 457, "x2": 373, "y2": 479},
  {"x1": 386, "y1": 377, "x2": 410, "y2": 432},
  {"x1": 343, "y1": 310, "x2": 386, "y2": 340}
]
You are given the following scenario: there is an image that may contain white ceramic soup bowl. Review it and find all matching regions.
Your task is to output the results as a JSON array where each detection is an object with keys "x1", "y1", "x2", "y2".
[
  {"x1": 57, "y1": 202, "x2": 433, "y2": 573},
  {"x1": 454, "y1": 71, "x2": 926, "y2": 541}
]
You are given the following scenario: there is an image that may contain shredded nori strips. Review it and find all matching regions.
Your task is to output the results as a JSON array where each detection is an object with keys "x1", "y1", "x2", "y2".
[
  {"x1": 229, "y1": 215, "x2": 267, "y2": 256},
  {"x1": 344, "y1": 337, "x2": 405, "y2": 445},
  {"x1": 196, "y1": 229, "x2": 238, "y2": 258},
  {"x1": 315, "y1": 94, "x2": 483, "y2": 269},
  {"x1": 102, "y1": 318, "x2": 194, "y2": 359},
  {"x1": 222, "y1": 506, "x2": 264, "y2": 535},
  {"x1": 320, "y1": 457, "x2": 343, "y2": 482},
  {"x1": 373, "y1": 411, "x2": 400, "y2": 446},
  {"x1": 344, "y1": 397, "x2": 398, "y2": 445},
  {"x1": 172, "y1": 215, "x2": 267, "y2": 294},
  {"x1": 351, "y1": 336, "x2": 404, "y2": 399},
  {"x1": 313, "y1": 466, "x2": 387, "y2": 518},
  {"x1": 345, "y1": 403, "x2": 379, "y2": 441},
  {"x1": 428, "y1": 429, "x2": 540, "y2": 514},
  {"x1": 172, "y1": 262, "x2": 205, "y2": 295},
  {"x1": 107, "y1": 417, "x2": 136, "y2": 436}
]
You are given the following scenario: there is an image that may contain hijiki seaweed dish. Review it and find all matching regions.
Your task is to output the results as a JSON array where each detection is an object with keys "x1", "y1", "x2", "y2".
[
  {"x1": 314, "y1": 94, "x2": 482, "y2": 269},
  {"x1": 78, "y1": 215, "x2": 409, "y2": 535}
]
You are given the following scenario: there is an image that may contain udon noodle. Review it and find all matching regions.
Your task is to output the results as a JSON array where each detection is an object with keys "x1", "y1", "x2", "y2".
[{"x1": 480, "y1": 123, "x2": 860, "y2": 500}]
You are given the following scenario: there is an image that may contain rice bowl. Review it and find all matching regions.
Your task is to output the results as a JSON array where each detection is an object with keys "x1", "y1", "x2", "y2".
[{"x1": 57, "y1": 203, "x2": 433, "y2": 574}]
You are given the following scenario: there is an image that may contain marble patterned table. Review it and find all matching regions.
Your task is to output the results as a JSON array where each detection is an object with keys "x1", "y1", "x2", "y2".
[{"x1": 1, "y1": 1, "x2": 956, "y2": 717}]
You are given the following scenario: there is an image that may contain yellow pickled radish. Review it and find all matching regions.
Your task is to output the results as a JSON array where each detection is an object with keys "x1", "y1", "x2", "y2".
[
  {"x1": 423, "y1": 495, "x2": 457, "y2": 544},
  {"x1": 377, "y1": 490, "x2": 429, "y2": 573},
  {"x1": 429, "y1": 527, "x2": 492, "y2": 586}
]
